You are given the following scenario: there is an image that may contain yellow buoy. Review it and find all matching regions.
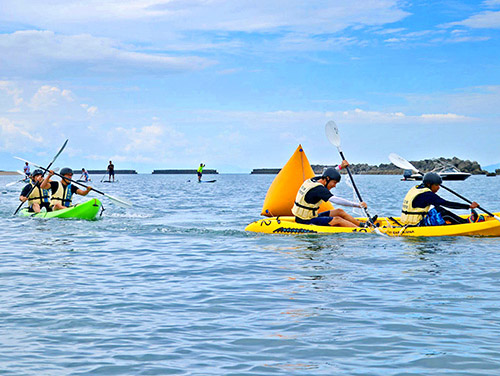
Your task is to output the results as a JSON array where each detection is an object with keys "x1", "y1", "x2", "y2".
[{"x1": 261, "y1": 144, "x2": 334, "y2": 217}]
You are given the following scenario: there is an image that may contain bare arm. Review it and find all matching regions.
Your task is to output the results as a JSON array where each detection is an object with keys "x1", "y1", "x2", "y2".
[
  {"x1": 76, "y1": 186, "x2": 92, "y2": 196},
  {"x1": 40, "y1": 171, "x2": 54, "y2": 189}
]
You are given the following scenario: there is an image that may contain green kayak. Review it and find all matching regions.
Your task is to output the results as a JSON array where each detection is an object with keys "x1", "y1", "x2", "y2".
[{"x1": 19, "y1": 199, "x2": 102, "y2": 220}]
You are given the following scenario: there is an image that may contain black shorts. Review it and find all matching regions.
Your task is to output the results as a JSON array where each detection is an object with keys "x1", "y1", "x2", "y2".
[{"x1": 295, "y1": 211, "x2": 333, "y2": 226}]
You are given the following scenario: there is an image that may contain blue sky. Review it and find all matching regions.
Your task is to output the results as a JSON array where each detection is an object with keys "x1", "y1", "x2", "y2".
[{"x1": 0, "y1": 0, "x2": 499, "y2": 173}]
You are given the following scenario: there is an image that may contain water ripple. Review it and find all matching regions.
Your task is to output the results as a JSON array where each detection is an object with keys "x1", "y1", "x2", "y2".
[{"x1": 1, "y1": 175, "x2": 500, "y2": 375}]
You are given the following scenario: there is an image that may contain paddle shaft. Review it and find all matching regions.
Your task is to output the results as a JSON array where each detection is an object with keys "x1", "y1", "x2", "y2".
[
  {"x1": 337, "y1": 149, "x2": 375, "y2": 224},
  {"x1": 40, "y1": 167, "x2": 107, "y2": 196},
  {"x1": 13, "y1": 140, "x2": 68, "y2": 215},
  {"x1": 412, "y1": 170, "x2": 496, "y2": 217},
  {"x1": 14, "y1": 156, "x2": 131, "y2": 207}
]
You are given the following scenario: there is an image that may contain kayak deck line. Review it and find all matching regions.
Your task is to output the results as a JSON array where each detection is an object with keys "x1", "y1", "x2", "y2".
[{"x1": 245, "y1": 212, "x2": 500, "y2": 237}]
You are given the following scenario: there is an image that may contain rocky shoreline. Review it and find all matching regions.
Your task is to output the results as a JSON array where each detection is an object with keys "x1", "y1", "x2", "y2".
[{"x1": 252, "y1": 157, "x2": 489, "y2": 175}]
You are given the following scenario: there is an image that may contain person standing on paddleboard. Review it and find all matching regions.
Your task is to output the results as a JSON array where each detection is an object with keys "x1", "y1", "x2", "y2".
[
  {"x1": 107, "y1": 161, "x2": 115, "y2": 182},
  {"x1": 292, "y1": 161, "x2": 369, "y2": 228},
  {"x1": 197, "y1": 163, "x2": 205, "y2": 182},
  {"x1": 41, "y1": 168, "x2": 92, "y2": 211},
  {"x1": 400, "y1": 172, "x2": 481, "y2": 226},
  {"x1": 19, "y1": 169, "x2": 52, "y2": 213}
]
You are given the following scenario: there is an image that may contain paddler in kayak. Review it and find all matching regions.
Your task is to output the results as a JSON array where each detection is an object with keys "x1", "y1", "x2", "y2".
[
  {"x1": 19, "y1": 169, "x2": 52, "y2": 213},
  {"x1": 292, "y1": 162, "x2": 369, "y2": 227},
  {"x1": 400, "y1": 172, "x2": 480, "y2": 226},
  {"x1": 40, "y1": 168, "x2": 92, "y2": 211}
]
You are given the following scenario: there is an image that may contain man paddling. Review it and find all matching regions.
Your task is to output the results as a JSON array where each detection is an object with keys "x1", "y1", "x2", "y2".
[
  {"x1": 41, "y1": 168, "x2": 92, "y2": 210},
  {"x1": 19, "y1": 169, "x2": 52, "y2": 213},
  {"x1": 292, "y1": 161, "x2": 369, "y2": 227},
  {"x1": 400, "y1": 172, "x2": 480, "y2": 226}
]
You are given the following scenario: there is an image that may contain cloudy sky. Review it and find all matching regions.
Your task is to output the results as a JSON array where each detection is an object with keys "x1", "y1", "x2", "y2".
[{"x1": 1, "y1": 0, "x2": 499, "y2": 172}]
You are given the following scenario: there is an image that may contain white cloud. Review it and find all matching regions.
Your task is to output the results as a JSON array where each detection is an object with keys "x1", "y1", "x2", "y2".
[
  {"x1": 0, "y1": 81, "x2": 24, "y2": 109},
  {"x1": 0, "y1": 30, "x2": 214, "y2": 76},
  {"x1": 402, "y1": 85, "x2": 500, "y2": 115},
  {"x1": 0, "y1": 117, "x2": 43, "y2": 151},
  {"x1": 81, "y1": 104, "x2": 98, "y2": 116},
  {"x1": 0, "y1": 81, "x2": 101, "y2": 155},
  {"x1": 445, "y1": 10, "x2": 500, "y2": 29},
  {"x1": 373, "y1": 27, "x2": 406, "y2": 35},
  {"x1": 1, "y1": 1, "x2": 410, "y2": 34},
  {"x1": 109, "y1": 121, "x2": 189, "y2": 164},
  {"x1": 420, "y1": 113, "x2": 467, "y2": 121},
  {"x1": 30, "y1": 85, "x2": 74, "y2": 109},
  {"x1": 484, "y1": 0, "x2": 500, "y2": 8},
  {"x1": 337, "y1": 108, "x2": 470, "y2": 123}
]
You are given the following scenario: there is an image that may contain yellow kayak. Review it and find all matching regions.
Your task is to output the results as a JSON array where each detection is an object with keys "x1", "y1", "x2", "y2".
[{"x1": 245, "y1": 213, "x2": 500, "y2": 237}]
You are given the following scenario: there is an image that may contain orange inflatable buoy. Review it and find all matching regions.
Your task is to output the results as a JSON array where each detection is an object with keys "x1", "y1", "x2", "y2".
[{"x1": 261, "y1": 145, "x2": 333, "y2": 217}]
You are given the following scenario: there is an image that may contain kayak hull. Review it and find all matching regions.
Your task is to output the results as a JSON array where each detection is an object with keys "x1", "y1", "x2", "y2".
[
  {"x1": 245, "y1": 213, "x2": 500, "y2": 237},
  {"x1": 19, "y1": 199, "x2": 102, "y2": 220}
]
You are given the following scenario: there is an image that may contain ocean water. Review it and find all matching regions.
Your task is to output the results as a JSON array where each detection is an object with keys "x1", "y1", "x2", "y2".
[{"x1": 1, "y1": 174, "x2": 500, "y2": 375}]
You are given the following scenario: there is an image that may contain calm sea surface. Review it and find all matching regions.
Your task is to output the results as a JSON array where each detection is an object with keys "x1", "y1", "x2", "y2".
[{"x1": 1, "y1": 174, "x2": 500, "y2": 375}]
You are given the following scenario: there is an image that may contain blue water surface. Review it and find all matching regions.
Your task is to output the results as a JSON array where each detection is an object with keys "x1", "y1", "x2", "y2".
[{"x1": 1, "y1": 174, "x2": 500, "y2": 375}]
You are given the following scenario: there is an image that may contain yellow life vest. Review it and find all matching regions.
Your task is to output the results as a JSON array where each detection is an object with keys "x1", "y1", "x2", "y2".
[
  {"x1": 400, "y1": 185, "x2": 432, "y2": 225},
  {"x1": 197, "y1": 165, "x2": 204, "y2": 173},
  {"x1": 27, "y1": 182, "x2": 51, "y2": 207},
  {"x1": 291, "y1": 179, "x2": 325, "y2": 220},
  {"x1": 51, "y1": 181, "x2": 74, "y2": 208}
]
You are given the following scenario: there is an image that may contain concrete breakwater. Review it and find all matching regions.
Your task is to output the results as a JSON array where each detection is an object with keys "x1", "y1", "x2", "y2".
[
  {"x1": 85, "y1": 170, "x2": 138, "y2": 174},
  {"x1": 251, "y1": 169, "x2": 281, "y2": 174},
  {"x1": 152, "y1": 169, "x2": 219, "y2": 174}
]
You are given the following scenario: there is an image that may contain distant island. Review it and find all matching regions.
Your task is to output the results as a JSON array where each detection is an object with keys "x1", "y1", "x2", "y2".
[{"x1": 251, "y1": 157, "x2": 489, "y2": 175}]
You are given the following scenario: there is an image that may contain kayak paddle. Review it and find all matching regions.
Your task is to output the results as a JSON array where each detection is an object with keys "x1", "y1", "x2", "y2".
[
  {"x1": 389, "y1": 153, "x2": 500, "y2": 223},
  {"x1": 325, "y1": 120, "x2": 385, "y2": 236},
  {"x1": 13, "y1": 139, "x2": 68, "y2": 215},
  {"x1": 5, "y1": 171, "x2": 26, "y2": 187},
  {"x1": 14, "y1": 157, "x2": 132, "y2": 208},
  {"x1": 7, "y1": 168, "x2": 62, "y2": 188}
]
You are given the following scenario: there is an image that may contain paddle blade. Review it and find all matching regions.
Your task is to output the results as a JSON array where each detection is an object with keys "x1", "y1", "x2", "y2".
[
  {"x1": 6, "y1": 180, "x2": 21, "y2": 187},
  {"x1": 104, "y1": 193, "x2": 133, "y2": 207},
  {"x1": 325, "y1": 120, "x2": 341, "y2": 148},
  {"x1": 389, "y1": 153, "x2": 420, "y2": 173}
]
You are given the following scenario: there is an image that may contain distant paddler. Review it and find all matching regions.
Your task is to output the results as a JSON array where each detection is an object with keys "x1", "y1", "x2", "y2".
[
  {"x1": 400, "y1": 172, "x2": 481, "y2": 226},
  {"x1": 19, "y1": 169, "x2": 52, "y2": 213},
  {"x1": 197, "y1": 163, "x2": 205, "y2": 183},
  {"x1": 41, "y1": 168, "x2": 92, "y2": 211},
  {"x1": 107, "y1": 161, "x2": 115, "y2": 182},
  {"x1": 23, "y1": 162, "x2": 30, "y2": 179},
  {"x1": 80, "y1": 168, "x2": 91, "y2": 182},
  {"x1": 292, "y1": 161, "x2": 369, "y2": 228}
]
